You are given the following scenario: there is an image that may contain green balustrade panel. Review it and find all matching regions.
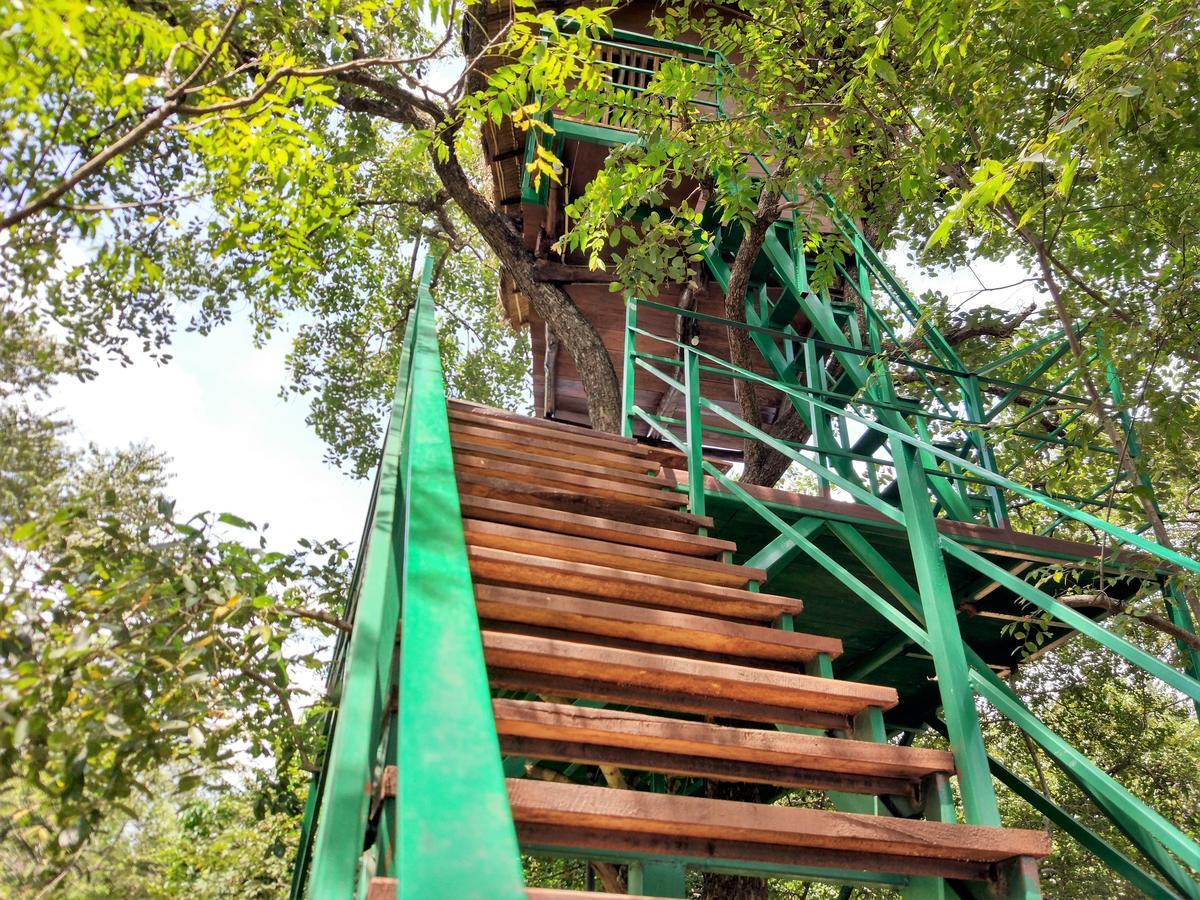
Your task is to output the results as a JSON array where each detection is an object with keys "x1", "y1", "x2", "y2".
[{"x1": 293, "y1": 258, "x2": 523, "y2": 899}]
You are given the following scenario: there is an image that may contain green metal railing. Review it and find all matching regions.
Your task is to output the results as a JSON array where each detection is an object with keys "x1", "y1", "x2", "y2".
[
  {"x1": 531, "y1": 24, "x2": 1154, "y2": 536},
  {"x1": 291, "y1": 258, "x2": 524, "y2": 899},
  {"x1": 621, "y1": 299, "x2": 1200, "y2": 898}
]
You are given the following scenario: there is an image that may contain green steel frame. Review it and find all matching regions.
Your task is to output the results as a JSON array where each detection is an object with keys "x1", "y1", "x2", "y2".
[
  {"x1": 576, "y1": 34, "x2": 1200, "y2": 892},
  {"x1": 622, "y1": 296, "x2": 1200, "y2": 897},
  {"x1": 293, "y1": 22, "x2": 1200, "y2": 900},
  {"x1": 291, "y1": 259, "x2": 524, "y2": 899}
]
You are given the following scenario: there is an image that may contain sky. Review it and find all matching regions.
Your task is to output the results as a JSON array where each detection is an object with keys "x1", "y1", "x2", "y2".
[
  {"x1": 51, "y1": 319, "x2": 372, "y2": 549},
  {"x1": 45, "y1": 246, "x2": 1038, "y2": 555}
]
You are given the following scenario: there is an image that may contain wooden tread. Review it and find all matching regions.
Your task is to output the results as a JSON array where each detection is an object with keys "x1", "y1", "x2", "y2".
[
  {"x1": 456, "y1": 472, "x2": 712, "y2": 532},
  {"x1": 467, "y1": 546, "x2": 800, "y2": 622},
  {"x1": 368, "y1": 883, "x2": 642, "y2": 900},
  {"x1": 482, "y1": 632, "x2": 896, "y2": 728},
  {"x1": 463, "y1": 519, "x2": 764, "y2": 588},
  {"x1": 527, "y1": 892, "x2": 646, "y2": 900},
  {"x1": 455, "y1": 455, "x2": 682, "y2": 509},
  {"x1": 494, "y1": 700, "x2": 949, "y2": 796},
  {"x1": 450, "y1": 421, "x2": 655, "y2": 474},
  {"x1": 448, "y1": 403, "x2": 650, "y2": 456},
  {"x1": 475, "y1": 585, "x2": 837, "y2": 666},
  {"x1": 458, "y1": 495, "x2": 735, "y2": 557},
  {"x1": 451, "y1": 437, "x2": 669, "y2": 488},
  {"x1": 508, "y1": 780, "x2": 1050, "y2": 882}
]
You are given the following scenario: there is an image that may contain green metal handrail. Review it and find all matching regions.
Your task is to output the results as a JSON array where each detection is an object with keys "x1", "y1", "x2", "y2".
[
  {"x1": 293, "y1": 257, "x2": 523, "y2": 899},
  {"x1": 622, "y1": 309, "x2": 1200, "y2": 896}
]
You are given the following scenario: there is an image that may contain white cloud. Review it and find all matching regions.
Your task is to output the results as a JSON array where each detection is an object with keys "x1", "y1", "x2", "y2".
[{"x1": 51, "y1": 321, "x2": 371, "y2": 548}]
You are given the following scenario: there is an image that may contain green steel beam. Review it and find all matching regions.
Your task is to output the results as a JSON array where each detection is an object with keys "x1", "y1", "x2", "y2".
[
  {"x1": 522, "y1": 844, "x2": 908, "y2": 888},
  {"x1": 903, "y1": 773, "x2": 954, "y2": 899},
  {"x1": 675, "y1": 337, "x2": 1200, "y2": 576},
  {"x1": 683, "y1": 346, "x2": 705, "y2": 525},
  {"x1": 970, "y1": 670, "x2": 1200, "y2": 894},
  {"x1": 941, "y1": 538, "x2": 1200, "y2": 704},
  {"x1": 1162, "y1": 582, "x2": 1200, "y2": 720},
  {"x1": 821, "y1": 516, "x2": 1200, "y2": 893},
  {"x1": 930, "y1": 724, "x2": 1183, "y2": 900},
  {"x1": 622, "y1": 300, "x2": 639, "y2": 438},
  {"x1": 629, "y1": 860, "x2": 687, "y2": 897},
  {"x1": 889, "y1": 435, "x2": 1000, "y2": 827},
  {"x1": 742, "y1": 520, "x2": 823, "y2": 579}
]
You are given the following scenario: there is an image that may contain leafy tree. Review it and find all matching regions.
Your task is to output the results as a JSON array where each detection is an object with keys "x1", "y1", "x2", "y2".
[
  {"x1": 0, "y1": 0, "x2": 570, "y2": 459},
  {"x1": 0, "y1": 302, "x2": 351, "y2": 890},
  {"x1": 1, "y1": 771, "x2": 302, "y2": 898}
]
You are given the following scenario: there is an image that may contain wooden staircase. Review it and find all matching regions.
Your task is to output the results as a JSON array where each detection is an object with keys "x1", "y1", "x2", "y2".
[{"x1": 443, "y1": 400, "x2": 1050, "y2": 895}]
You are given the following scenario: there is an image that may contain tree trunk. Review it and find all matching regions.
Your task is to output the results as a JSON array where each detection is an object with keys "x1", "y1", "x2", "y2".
[
  {"x1": 429, "y1": 147, "x2": 623, "y2": 434},
  {"x1": 699, "y1": 781, "x2": 770, "y2": 900},
  {"x1": 334, "y1": 80, "x2": 624, "y2": 435}
]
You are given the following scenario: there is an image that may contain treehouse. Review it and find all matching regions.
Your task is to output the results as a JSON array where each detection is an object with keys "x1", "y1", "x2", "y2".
[{"x1": 290, "y1": 6, "x2": 1200, "y2": 900}]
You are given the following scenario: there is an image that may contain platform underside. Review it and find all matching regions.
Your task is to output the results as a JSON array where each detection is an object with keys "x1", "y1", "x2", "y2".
[{"x1": 699, "y1": 480, "x2": 1143, "y2": 728}]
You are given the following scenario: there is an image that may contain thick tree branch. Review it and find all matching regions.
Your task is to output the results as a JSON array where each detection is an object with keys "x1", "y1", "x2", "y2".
[
  {"x1": 335, "y1": 75, "x2": 624, "y2": 433},
  {"x1": 724, "y1": 186, "x2": 785, "y2": 478},
  {"x1": 1060, "y1": 594, "x2": 1200, "y2": 651}
]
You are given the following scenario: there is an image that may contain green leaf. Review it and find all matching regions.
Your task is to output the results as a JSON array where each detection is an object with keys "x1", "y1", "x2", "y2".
[{"x1": 873, "y1": 58, "x2": 898, "y2": 87}]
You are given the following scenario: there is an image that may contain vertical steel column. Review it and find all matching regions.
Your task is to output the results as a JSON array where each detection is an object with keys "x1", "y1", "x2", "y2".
[
  {"x1": 903, "y1": 774, "x2": 954, "y2": 899},
  {"x1": 629, "y1": 860, "x2": 687, "y2": 897},
  {"x1": 963, "y1": 372, "x2": 1008, "y2": 527},
  {"x1": 1163, "y1": 581, "x2": 1200, "y2": 721},
  {"x1": 890, "y1": 435, "x2": 1001, "y2": 828},
  {"x1": 622, "y1": 299, "x2": 639, "y2": 438},
  {"x1": 684, "y1": 345, "x2": 706, "y2": 527}
]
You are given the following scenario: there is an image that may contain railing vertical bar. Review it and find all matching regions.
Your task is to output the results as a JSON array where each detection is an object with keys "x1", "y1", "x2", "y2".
[
  {"x1": 684, "y1": 346, "x2": 706, "y2": 527},
  {"x1": 622, "y1": 299, "x2": 639, "y2": 438}
]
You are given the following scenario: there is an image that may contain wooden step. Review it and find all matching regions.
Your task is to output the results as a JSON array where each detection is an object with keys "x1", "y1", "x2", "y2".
[
  {"x1": 369, "y1": 882, "x2": 642, "y2": 900},
  {"x1": 482, "y1": 632, "x2": 895, "y2": 729},
  {"x1": 449, "y1": 399, "x2": 647, "y2": 445},
  {"x1": 527, "y1": 892, "x2": 646, "y2": 900},
  {"x1": 495, "y1": 700, "x2": 953, "y2": 796},
  {"x1": 456, "y1": 472, "x2": 711, "y2": 533},
  {"x1": 447, "y1": 403, "x2": 650, "y2": 456},
  {"x1": 451, "y1": 437, "x2": 670, "y2": 489},
  {"x1": 467, "y1": 546, "x2": 800, "y2": 622},
  {"x1": 463, "y1": 520, "x2": 764, "y2": 588},
  {"x1": 508, "y1": 780, "x2": 1050, "y2": 883},
  {"x1": 450, "y1": 421, "x2": 654, "y2": 474},
  {"x1": 455, "y1": 455, "x2": 682, "y2": 509},
  {"x1": 475, "y1": 585, "x2": 837, "y2": 666},
  {"x1": 459, "y1": 495, "x2": 735, "y2": 558}
]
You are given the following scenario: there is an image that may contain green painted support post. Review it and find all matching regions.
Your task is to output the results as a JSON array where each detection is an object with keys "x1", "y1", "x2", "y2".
[
  {"x1": 806, "y1": 652, "x2": 834, "y2": 679},
  {"x1": 889, "y1": 435, "x2": 1000, "y2": 828},
  {"x1": 683, "y1": 345, "x2": 705, "y2": 527},
  {"x1": 1162, "y1": 581, "x2": 1200, "y2": 720},
  {"x1": 622, "y1": 299, "x2": 639, "y2": 438},
  {"x1": 629, "y1": 859, "x2": 687, "y2": 897}
]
